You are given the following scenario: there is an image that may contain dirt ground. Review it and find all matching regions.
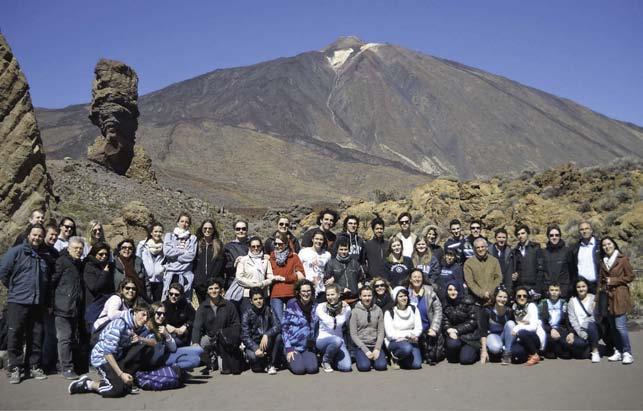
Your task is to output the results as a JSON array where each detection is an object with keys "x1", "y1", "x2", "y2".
[{"x1": 1, "y1": 330, "x2": 642, "y2": 410}]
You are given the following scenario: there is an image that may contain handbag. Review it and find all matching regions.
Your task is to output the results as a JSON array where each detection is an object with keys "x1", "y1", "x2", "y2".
[{"x1": 224, "y1": 280, "x2": 244, "y2": 302}]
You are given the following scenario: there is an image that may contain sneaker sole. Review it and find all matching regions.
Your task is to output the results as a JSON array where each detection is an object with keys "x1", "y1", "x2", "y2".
[{"x1": 68, "y1": 376, "x2": 89, "y2": 394}]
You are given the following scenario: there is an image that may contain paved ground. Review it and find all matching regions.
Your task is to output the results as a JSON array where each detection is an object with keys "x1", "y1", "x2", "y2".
[{"x1": 1, "y1": 330, "x2": 642, "y2": 410}]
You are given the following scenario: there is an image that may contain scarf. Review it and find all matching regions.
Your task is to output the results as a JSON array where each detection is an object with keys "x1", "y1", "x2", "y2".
[
  {"x1": 361, "y1": 302, "x2": 373, "y2": 324},
  {"x1": 297, "y1": 299, "x2": 313, "y2": 323},
  {"x1": 275, "y1": 248, "x2": 290, "y2": 267},
  {"x1": 249, "y1": 250, "x2": 265, "y2": 277},
  {"x1": 251, "y1": 302, "x2": 266, "y2": 316},
  {"x1": 546, "y1": 239, "x2": 566, "y2": 251},
  {"x1": 335, "y1": 253, "x2": 351, "y2": 264},
  {"x1": 603, "y1": 250, "x2": 619, "y2": 271},
  {"x1": 408, "y1": 286, "x2": 423, "y2": 306},
  {"x1": 375, "y1": 292, "x2": 392, "y2": 310},
  {"x1": 326, "y1": 301, "x2": 343, "y2": 329},
  {"x1": 513, "y1": 302, "x2": 528, "y2": 321},
  {"x1": 119, "y1": 256, "x2": 145, "y2": 295},
  {"x1": 146, "y1": 239, "x2": 163, "y2": 256},
  {"x1": 173, "y1": 227, "x2": 190, "y2": 239}
]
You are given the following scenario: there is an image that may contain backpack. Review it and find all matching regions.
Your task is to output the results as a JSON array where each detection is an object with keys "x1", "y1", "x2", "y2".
[{"x1": 135, "y1": 366, "x2": 183, "y2": 391}]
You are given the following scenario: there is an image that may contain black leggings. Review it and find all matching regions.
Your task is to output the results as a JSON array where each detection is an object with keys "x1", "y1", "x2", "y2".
[
  {"x1": 512, "y1": 330, "x2": 540, "y2": 363},
  {"x1": 445, "y1": 338, "x2": 478, "y2": 365}
]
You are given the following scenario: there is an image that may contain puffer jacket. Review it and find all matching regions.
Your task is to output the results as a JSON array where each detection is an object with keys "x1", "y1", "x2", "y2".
[
  {"x1": 442, "y1": 295, "x2": 480, "y2": 349},
  {"x1": 52, "y1": 250, "x2": 84, "y2": 318},
  {"x1": 281, "y1": 298, "x2": 318, "y2": 353},
  {"x1": 91, "y1": 309, "x2": 140, "y2": 367},
  {"x1": 241, "y1": 306, "x2": 281, "y2": 352}
]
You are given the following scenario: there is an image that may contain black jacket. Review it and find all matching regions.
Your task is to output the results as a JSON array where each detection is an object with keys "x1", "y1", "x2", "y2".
[
  {"x1": 363, "y1": 237, "x2": 389, "y2": 280},
  {"x1": 163, "y1": 297, "x2": 196, "y2": 346},
  {"x1": 331, "y1": 231, "x2": 366, "y2": 264},
  {"x1": 194, "y1": 240, "x2": 225, "y2": 296},
  {"x1": 512, "y1": 242, "x2": 545, "y2": 294},
  {"x1": 113, "y1": 256, "x2": 151, "y2": 303},
  {"x1": 191, "y1": 298, "x2": 241, "y2": 347},
  {"x1": 324, "y1": 257, "x2": 363, "y2": 298},
  {"x1": 488, "y1": 243, "x2": 514, "y2": 292},
  {"x1": 542, "y1": 241, "x2": 572, "y2": 298},
  {"x1": 264, "y1": 231, "x2": 301, "y2": 254},
  {"x1": 301, "y1": 227, "x2": 336, "y2": 250},
  {"x1": 52, "y1": 250, "x2": 84, "y2": 318},
  {"x1": 223, "y1": 239, "x2": 250, "y2": 288},
  {"x1": 83, "y1": 255, "x2": 115, "y2": 311},
  {"x1": 537, "y1": 298, "x2": 569, "y2": 336},
  {"x1": 442, "y1": 295, "x2": 480, "y2": 349},
  {"x1": 568, "y1": 237, "x2": 601, "y2": 285},
  {"x1": 240, "y1": 306, "x2": 281, "y2": 351}
]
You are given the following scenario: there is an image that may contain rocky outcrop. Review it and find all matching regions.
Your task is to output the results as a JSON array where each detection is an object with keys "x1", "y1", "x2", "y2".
[
  {"x1": 87, "y1": 59, "x2": 156, "y2": 183},
  {"x1": 103, "y1": 201, "x2": 155, "y2": 248},
  {"x1": 0, "y1": 33, "x2": 56, "y2": 250}
]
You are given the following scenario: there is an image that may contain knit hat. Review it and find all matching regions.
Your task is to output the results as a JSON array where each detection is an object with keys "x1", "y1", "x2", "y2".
[{"x1": 390, "y1": 286, "x2": 408, "y2": 301}]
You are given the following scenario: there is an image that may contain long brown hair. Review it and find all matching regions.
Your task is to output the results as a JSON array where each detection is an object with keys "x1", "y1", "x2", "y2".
[
  {"x1": 146, "y1": 302, "x2": 164, "y2": 341},
  {"x1": 197, "y1": 219, "x2": 223, "y2": 259}
]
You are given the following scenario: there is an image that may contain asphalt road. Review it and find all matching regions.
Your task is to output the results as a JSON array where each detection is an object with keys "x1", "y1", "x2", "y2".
[{"x1": 1, "y1": 330, "x2": 642, "y2": 410}]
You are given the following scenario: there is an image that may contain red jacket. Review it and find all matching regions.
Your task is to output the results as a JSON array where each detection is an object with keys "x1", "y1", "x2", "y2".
[{"x1": 270, "y1": 252, "x2": 304, "y2": 299}]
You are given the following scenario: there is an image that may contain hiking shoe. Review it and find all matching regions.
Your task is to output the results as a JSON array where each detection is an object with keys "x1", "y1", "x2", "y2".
[
  {"x1": 30, "y1": 367, "x2": 47, "y2": 380},
  {"x1": 322, "y1": 362, "x2": 333, "y2": 373},
  {"x1": 591, "y1": 351, "x2": 601, "y2": 363},
  {"x1": 8, "y1": 368, "x2": 21, "y2": 384},
  {"x1": 68, "y1": 375, "x2": 90, "y2": 394},
  {"x1": 267, "y1": 366, "x2": 277, "y2": 375},
  {"x1": 63, "y1": 370, "x2": 79, "y2": 380},
  {"x1": 525, "y1": 354, "x2": 540, "y2": 366},
  {"x1": 501, "y1": 352, "x2": 512, "y2": 365},
  {"x1": 200, "y1": 366, "x2": 210, "y2": 376},
  {"x1": 622, "y1": 352, "x2": 634, "y2": 365},
  {"x1": 608, "y1": 350, "x2": 622, "y2": 362}
]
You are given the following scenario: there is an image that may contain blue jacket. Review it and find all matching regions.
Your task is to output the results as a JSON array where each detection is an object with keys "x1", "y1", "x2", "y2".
[
  {"x1": 0, "y1": 243, "x2": 51, "y2": 305},
  {"x1": 281, "y1": 298, "x2": 318, "y2": 353},
  {"x1": 90, "y1": 310, "x2": 139, "y2": 367}
]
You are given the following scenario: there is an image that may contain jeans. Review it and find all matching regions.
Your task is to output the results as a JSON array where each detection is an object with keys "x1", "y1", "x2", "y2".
[
  {"x1": 288, "y1": 350, "x2": 319, "y2": 375},
  {"x1": 567, "y1": 322, "x2": 599, "y2": 359},
  {"x1": 6, "y1": 303, "x2": 44, "y2": 371},
  {"x1": 270, "y1": 297, "x2": 289, "y2": 324},
  {"x1": 445, "y1": 338, "x2": 478, "y2": 365},
  {"x1": 608, "y1": 314, "x2": 631, "y2": 354},
  {"x1": 316, "y1": 335, "x2": 352, "y2": 372},
  {"x1": 245, "y1": 334, "x2": 284, "y2": 369},
  {"x1": 388, "y1": 340, "x2": 422, "y2": 369},
  {"x1": 355, "y1": 348, "x2": 387, "y2": 371},
  {"x1": 41, "y1": 310, "x2": 58, "y2": 372},
  {"x1": 54, "y1": 316, "x2": 77, "y2": 370},
  {"x1": 166, "y1": 345, "x2": 204, "y2": 370},
  {"x1": 486, "y1": 321, "x2": 515, "y2": 354}
]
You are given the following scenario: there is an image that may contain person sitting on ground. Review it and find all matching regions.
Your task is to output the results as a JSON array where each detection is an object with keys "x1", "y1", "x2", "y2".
[
  {"x1": 298, "y1": 229, "x2": 332, "y2": 302},
  {"x1": 566, "y1": 277, "x2": 600, "y2": 362},
  {"x1": 384, "y1": 286, "x2": 423, "y2": 370},
  {"x1": 191, "y1": 279, "x2": 243, "y2": 375},
  {"x1": 406, "y1": 269, "x2": 443, "y2": 365},
  {"x1": 241, "y1": 287, "x2": 283, "y2": 375},
  {"x1": 349, "y1": 285, "x2": 387, "y2": 372},
  {"x1": 136, "y1": 222, "x2": 166, "y2": 302},
  {"x1": 479, "y1": 286, "x2": 515, "y2": 365},
  {"x1": 281, "y1": 279, "x2": 319, "y2": 375},
  {"x1": 442, "y1": 281, "x2": 480, "y2": 365},
  {"x1": 511, "y1": 286, "x2": 546, "y2": 365},
  {"x1": 315, "y1": 284, "x2": 352, "y2": 372},
  {"x1": 269, "y1": 232, "x2": 305, "y2": 323},
  {"x1": 163, "y1": 213, "x2": 197, "y2": 300},
  {"x1": 324, "y1": 237, "x2": 363, "y2": 303},
  {"x1": 385, "y1": 237, "x2": 413, "y2": 288},
  {"x1": 94, "y1": 279, "x2": 143, "y2": 332},
  {"x1": 114, "y1": 239, "x2": 151, "y2": 303},
  {"x1": 372, "y1": 277, "x2": 395, "y2": 312},
  {"x1": 234, "y1": 237, "x2": 275, "y2": 313},
  {"x1": 193, "y1": 219, "x2": 225, "y2": 303},
  {"x1": 411, "y1": 235, "x2": 440, "y2": 285},
  {"x1": 538, "y1": 283, "x2": 570, "y2": 359},
  {"x1": 68, "y1": 303, "x2": 150, "y2": 397},
  {"x1": 163, "y1": 283, "x2": 196, "y2": 348}
]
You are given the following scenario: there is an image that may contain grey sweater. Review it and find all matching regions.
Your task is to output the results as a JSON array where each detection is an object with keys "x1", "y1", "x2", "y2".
[{"x1": 349, "y1": 302, "x2": 385, "y2": 353}]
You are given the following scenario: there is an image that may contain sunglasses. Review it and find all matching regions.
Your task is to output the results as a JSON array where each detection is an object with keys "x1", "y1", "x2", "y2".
[
  {"x1": 549, "y1": 234, "x2": 561, "y2": 237},
  {"x1": 62, "y1": 225, "x2": 74, "y2": 230},
  {"x1": 235, "y1": 227, "x2": 247, "y2": 231},
  {"x1": 470, "y1": 226, "x2": 481, "y2": 230},
  {"x1": 399, "y1": 220, "x2": 410, "y2": 225},
  {"x1": 278, "y1": 222, "x2": 289, "y2": 227},
  {"x1": 168, "y1": 292, "x2": 181, "y2": 297},
  {"x1": 516, "y1": 294, "x2": 528, "y2": 299},
  {"x1": 374, "y1": 284, "x2": 386, "y2": 288},
  {"x1": 250, "y1": 245, "x2": 262, "y2": 249},
  {"x1": 120, "y1": 246, "x2": 133, "y2": 250},
  {"x1": 92, "y1": 228, "x2": 102, "y2": 233},
  {"x1": 124, "y1": 286, "x2": 137, "y2": 291},
  {"x1": 155, "y1": 311, "x2": 165, "y2": 316}
]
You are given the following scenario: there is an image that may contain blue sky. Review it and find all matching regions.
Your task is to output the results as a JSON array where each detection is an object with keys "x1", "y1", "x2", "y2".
[{"x1": 2, "y1": 0, "x2": 642, "y2": 125}]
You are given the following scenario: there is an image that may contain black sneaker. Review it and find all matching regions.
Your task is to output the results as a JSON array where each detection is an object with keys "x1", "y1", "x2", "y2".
[{"x1": 68, "y1": 375, "x2": 90, "y2": 394}]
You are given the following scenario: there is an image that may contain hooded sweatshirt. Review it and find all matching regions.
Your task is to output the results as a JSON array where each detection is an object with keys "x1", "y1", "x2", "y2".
[
  {"x1": 91, "y1": 309, "x2": 140, "y2": 367},
  {"x1": 349, "y1": 301, "x2": 385, "y2": 353}
]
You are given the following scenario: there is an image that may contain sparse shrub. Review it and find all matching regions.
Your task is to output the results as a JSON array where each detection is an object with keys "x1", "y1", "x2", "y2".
[
  {"x1": 540, "y1": 186, "x2": 560, "y2": 200},
  {"x1": 577, "y1": 201, "x2": 592, "y2": 213},
  {"x1": 597, "y1": 196, "x2": 618, "y2": 212},
  {"x1": 614, "y1": 188, "x2": 633, "y2": 202}
]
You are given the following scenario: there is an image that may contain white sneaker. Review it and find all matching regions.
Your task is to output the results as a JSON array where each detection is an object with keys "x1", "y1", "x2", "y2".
[
  {"x1": 322, "y1": 362, "x2": 333, "y2": 373},
  {"x1": 607, "y1": 350, "x2": 622, "y2": 362},
  {"x1": 591, "y1": 351, "x2": 601, "y2": 363},
  {"x1": 267, "y1": 366, "x2": 277, "y2": 375},
  {"x1": 622, "y1": 352, "x2": 634, "y2": 365}
]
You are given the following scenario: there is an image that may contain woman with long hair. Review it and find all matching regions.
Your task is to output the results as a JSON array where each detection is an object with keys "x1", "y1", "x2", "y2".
[
  {"x1": 234, "y1": 237, "x2": 275, "y2": 313},
  {"x1": 163, "y1": 212, "x2": 197, "y2": 301},
  {"x1": 406, "y1": 269, "x2": 443, "y2": 364},
  {"x1": 411, "y1": 236, "x2": 439, "y2": 285},
  {"x1": 384, "y1": 286, "x2": 423, "y2": 369},
  {"x1": 385, "y1": 237, "x2": 413, "y2": 288},
  {"x1": 93, "y1": 279, "x2": 142, "y2": 331},
  {"x1": 136, "y1": 222, "x2": 166, "y2": 302},
  {"x1": 315, "y1": 284, "x2": 352, "y2": 372},
  {"x1": 114, "y1": 239, "x2": 151, "y2": 303},
  {"x1": 269, "y1": 231, "x2": 305, "y2": 323},
  {"x1": 442, "y1": 281, "x2": 480, "y2": 365},
  {"x1": 511, "y1": 286, "x2": 546, "y2": 365},
  {"x1": 193, "y1": 219, "x2": 225, "y2": 303},
  {"x1": 479, "y1": 286, "x2": 515, "y2": 365},
  {"x1": 566, "y1": 278, "x2": 600, "y2": 362},
  {"x1": 281, "y1": 279, "x2": 319, "y2": 375}
]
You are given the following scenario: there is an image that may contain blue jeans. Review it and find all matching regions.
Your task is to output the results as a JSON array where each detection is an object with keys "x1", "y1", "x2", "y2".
[
  {"x1": 567, "y1": 322, "x2": 599, "y2": 359},
  {"x1": 608, "y1": 314, "x2": 631, "y2": 354},
  {"x1": 486, "y1": 320, "x2": 515, "y2": 354},
  {"x1": 270, "y1": 297, "x2": 288, "y2": 324},
  {"x1": 165, "y1": 345, "x2": 203, "y2": 370},
  {"x1": 355, "y1": 348, "x2": 387, "y2": 371},
  {"x1": 245, "y1": 334, "x2": 284, "y2": 369},
  {"x1": 445, "y1": 338, "x2": 479, "y2": 365},
  {"x1": 288, "y1": 350, "x2": 319, "y2": 375},
  {"x1": 316, "y1": 335, "x2": 352, "y2": 372},
  {"x1": 388, "y1": 340, "x2": 422, "y2": 369}
]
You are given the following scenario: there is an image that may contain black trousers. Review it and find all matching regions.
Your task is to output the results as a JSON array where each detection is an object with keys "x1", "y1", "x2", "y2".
[{"x1": 6, "y1": 303, "x2": 44, "y2": 371}]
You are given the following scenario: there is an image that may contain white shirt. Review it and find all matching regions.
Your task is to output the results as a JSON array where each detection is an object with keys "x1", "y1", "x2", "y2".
[
  {"x1": 398, "y1": 233, "x2": 415, "y2": 258},
  {"x1": 298, "y1": 247, "x2": 331, "y2": 295},
  {"x1": 384, "y1": 306, "x2": 422, "y2": 344},
  {"x1": 316, "y1": 303, "x2": 351, "y2": 340},
  {"x1": 577, "y1": 237, "x2": 597, "y2": 282}
]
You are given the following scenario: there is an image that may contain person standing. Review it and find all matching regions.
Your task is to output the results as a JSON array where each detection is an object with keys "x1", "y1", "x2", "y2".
[
  {"x1": 54, "y1": 217, "x2": 77, "y2": 253},
  {"x1": 488, "y1": 228, "x2": 514, "y2": 294},
  {"x1": 136, "y1": 222, "x2": 166, "y2": 302},
  {"x1": 332, "y1": 215, "x2": 366, "y2": 264},
  {"x1": 542, "y1": 225, "x2": 573, "y2": 298},
  {"x1": 463, "y1": 238, "x2": 502, "y2": 306},
  {"x1": 264, "y1": 216, "x2": 301, "y2": 254},
  {"x1": 223, "y1": 220, "x2": 250, "y2": 290},
  {"x1": 363, "y1": 216, "x2": 389, "y2": 281},
  {"x1": 570, "y1": 221, "x2": 601, "y2": 293},
  {"x1": 511, "y1": 224, "x2": 545, "y2": 298},
  {"x1": 394, "y1": 212, "x2": 416, "y2": 258},
  {"x1": 0, "y1": 224, "x2": 51, "y2": 384},
  {"x1": 13, "y1": 209, "x2": 45, "y2": 246},
  {"x1": 300, "y1": 208, "x2": 339, "y2": 250},
  {"x1": 193, "y1": 219, "x2": 225, "y2": 303},
  {"x1": 163, "y1": 213, "x2": 197, "y2": 300}
]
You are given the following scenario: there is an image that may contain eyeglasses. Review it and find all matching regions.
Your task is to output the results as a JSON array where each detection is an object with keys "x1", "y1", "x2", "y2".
[
  {"x1": 250, "y1": 245, "x2": 262, "y2": 249},
  {"x1": 155, "y1": 311, "x2": 165, "y2": 316},
  {"x1": 121, "y1": 246, "x2": 133, "y2": 250},
  {"x1": 235, "y1": 227, "x2": 247, "y2": 231},
  {"x1": 470, "y1": 226, "x2": 481, "y2": 230},
  {"x1": 516, "y1": 294, "x2": 528, "y2": 299},
  {"x1": 274, "y1": 241, "x2": 285, "y2": 246},
  {"x1": 168, "y1": 292, "x2": 181, "y2": 297},
  {"x1": 124, "y1": 286, "x2": 137, "y2": 291},
  {"x1": 374, "y1": 283, "x2": 386, "y2": 288},
  {"x1": 549, "y1": 234, "x2": 560, "y2": 237},
  {"x1": 398, "y1": 220, "x2": 410, "y2": 225}
]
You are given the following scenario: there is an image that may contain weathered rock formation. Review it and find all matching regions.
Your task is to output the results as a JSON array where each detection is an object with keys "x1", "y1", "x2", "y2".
[
  {"x1": 103, "y1": 200, "x2": 154, "y2": 248},
  {"x1": 0, "y1": 33, "x2": 56, "y2": 250},
  {"x1": 87, "y1": 59, "x2": 156, "y2": 183}
]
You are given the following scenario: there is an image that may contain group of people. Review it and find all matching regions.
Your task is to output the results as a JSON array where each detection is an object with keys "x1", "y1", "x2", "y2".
[{"x1": 0, "y1": 208, "x2": 636, "y2": 398}]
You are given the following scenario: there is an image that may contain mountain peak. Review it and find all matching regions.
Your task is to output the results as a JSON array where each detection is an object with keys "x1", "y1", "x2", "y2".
[{"x1": 321, "y1": 36, "x2": 366, "y2": 53}]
